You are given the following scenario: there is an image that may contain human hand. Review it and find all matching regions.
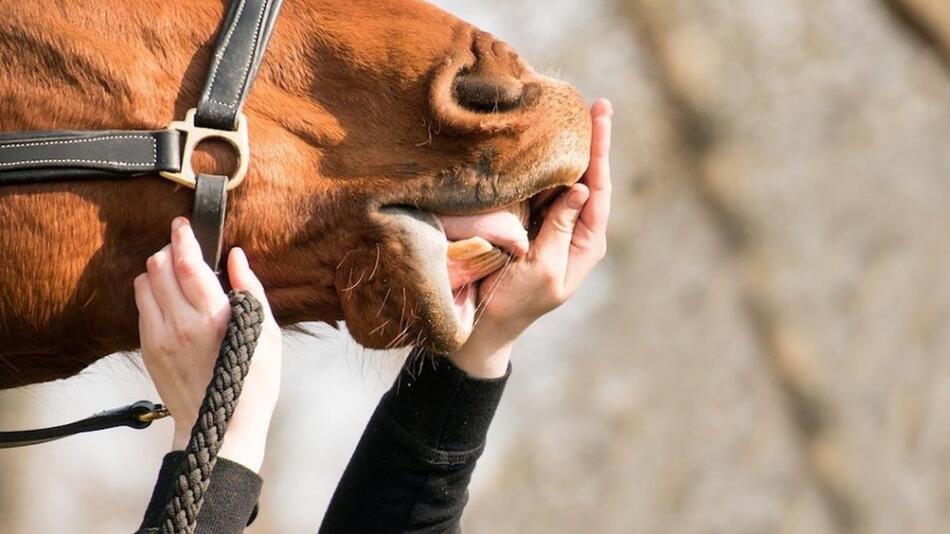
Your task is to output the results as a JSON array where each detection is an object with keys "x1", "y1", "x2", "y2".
[
  {"x1": 133, "y1": 217, "x2": 282, "y2": 472},
  {"x1": 449, "y1": 98, "x2": 613, "y2": 378}
]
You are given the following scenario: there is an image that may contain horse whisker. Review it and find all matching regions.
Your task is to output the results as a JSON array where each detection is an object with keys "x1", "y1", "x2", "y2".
[
  {"x1": 341, "y1": 269, "x2": 365, "y2": 292},
  {"x1": 369, "y1": 319, "x2": 391, "y2": 337},
  {"x1": 367, "y1": 244, "x2": 381, "y2": 281},
  {"x1": 376, "y1": 286, "x2": 392, "y2": 318}
]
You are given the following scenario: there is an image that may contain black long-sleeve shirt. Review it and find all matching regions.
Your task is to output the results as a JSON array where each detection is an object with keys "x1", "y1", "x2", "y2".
[{"x1": 137, "y1": 349, "x2": 509, "y2": 533}]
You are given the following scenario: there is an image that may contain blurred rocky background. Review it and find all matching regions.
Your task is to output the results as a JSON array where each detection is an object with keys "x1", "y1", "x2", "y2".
[{"x1": 2, "y1": 0, "x2": 949, "y2": 532}]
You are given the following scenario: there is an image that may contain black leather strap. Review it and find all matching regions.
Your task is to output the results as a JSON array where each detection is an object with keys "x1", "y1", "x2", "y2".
[
  {"x1": 195, "y1": 0, "x2": 283, "y2": 131},
  {"x1": 0, "y1": 130, "x2": 181, "y2": 184},
  {"x1": 0, "y1": 0, "x2": 284, "y2": 452},
  {"x1": 0, "y1": 1, "x2": 284, "y2": 184},
  {"x1": 0, "y1": 401, "x2": 167, "y2": 449},
  {"x1": 187, "y1": 0, "x2": 283, "y2": 272},
  {"x1": 192, "y1": 174, "x2": 229, "y2": 272}
]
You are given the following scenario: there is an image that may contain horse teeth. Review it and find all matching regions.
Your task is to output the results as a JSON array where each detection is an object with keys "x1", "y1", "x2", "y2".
[
  {"x1": 447, "y1": 237, "x2": 494, "y2": 260},
  {"x1": 457, "y1": 249, "x2": 507, "y2": 280},
  {"x1": 469, "y1": 249, "x2": 507, "y2": 269}
]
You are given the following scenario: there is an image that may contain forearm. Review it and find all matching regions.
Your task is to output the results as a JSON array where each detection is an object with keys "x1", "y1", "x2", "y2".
[{"x1": 320, "y1": 348, "x2": 509, "y2": 534}]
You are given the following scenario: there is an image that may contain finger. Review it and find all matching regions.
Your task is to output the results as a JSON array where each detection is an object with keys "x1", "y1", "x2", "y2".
[
  {"x1": 227, "y1": 248, "x2": 269, "y2": 311},
  {"x1": 532, "y1": 184, "x2": 590, "y2": 278},
  {"x1": 565, "y1": 99, "x2": 613, "y2": 290},
  {"x1": 146, "y1": 244, "x2": 194, "y2": 320},
  {"x1": 564, "y1": 217, "x2": 605, "y2": 292},
  {"x1": 133, "y1": 272, "x2": 164, "y2": 332},
  {"x1": 170, "y1": 217, "x2": 228, "y2": 314},
  {"x1": 580, "y1": 98, "x2": 613, "y2": 237}
]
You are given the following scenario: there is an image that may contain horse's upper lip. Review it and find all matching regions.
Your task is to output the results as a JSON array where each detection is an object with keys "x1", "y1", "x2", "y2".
[{"x1": 377, "y1": 155, "x2": 585, "y2": 217}]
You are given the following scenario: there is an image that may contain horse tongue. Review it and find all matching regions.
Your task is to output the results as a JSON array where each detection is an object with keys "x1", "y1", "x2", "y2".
[
  {"x1": 439, "y1": 208, "x2": 529, "y2": 256},
  {"x1": 439, "y1": 203, "x2": 530, "y2": 289}
]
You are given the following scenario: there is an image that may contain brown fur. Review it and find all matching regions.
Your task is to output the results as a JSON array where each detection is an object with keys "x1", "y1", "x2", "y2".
[{"x1": 0, "y1": 0, "x2": 591, "y2": 388}]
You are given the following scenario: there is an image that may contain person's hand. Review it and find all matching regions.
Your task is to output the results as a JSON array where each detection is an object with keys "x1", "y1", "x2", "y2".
[
  {"x1": 133, "y1": 217, "x2": 282, "y2": 472},
  {"x1": 450, "y1": 98, "x2": 613, "y2": 378}
]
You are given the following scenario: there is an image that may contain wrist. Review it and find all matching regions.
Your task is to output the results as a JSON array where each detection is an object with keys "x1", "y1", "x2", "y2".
[
  {"x1": 170, "y1": 417, "x2": 271, "y2": 474},
  {"x1": 171, "y1": 412, "x2": 200, "y2": 450},
  {"x1": 449, "y1": 327, "x2": 516, "y2": 378},
  {"x1": 171, "y1": 427, "x2": 191, "y2": 451},
  {"x1": 218, "y1": 425, "x2": 269, "y2": 473}
]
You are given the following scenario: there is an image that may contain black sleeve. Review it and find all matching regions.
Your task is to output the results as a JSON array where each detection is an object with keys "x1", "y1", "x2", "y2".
[
  {"x1": 319, "y1": 348, "x2": 510, "y2": 534},
  {"x1": 136, "y1": 451, "x2": 263, "y2": 534}
]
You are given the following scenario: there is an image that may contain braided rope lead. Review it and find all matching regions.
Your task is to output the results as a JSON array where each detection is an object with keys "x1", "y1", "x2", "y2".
[{"x1": 158, "y1": 291, "x2": 264, "y2": 534}]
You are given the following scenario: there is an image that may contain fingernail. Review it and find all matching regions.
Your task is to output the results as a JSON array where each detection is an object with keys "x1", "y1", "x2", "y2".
[
  {"x1": 171, "y1": 217, "x2": 185, "y2": 231},
  {"x1": 568, "y1": 188, "x2": 587, "y2": 209}
]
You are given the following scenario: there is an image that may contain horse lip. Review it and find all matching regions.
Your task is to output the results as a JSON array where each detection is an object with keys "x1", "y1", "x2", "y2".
[
  {"x1": 375, "y1": 206, "x2": 471, "y2": 349},
  {"x1": 382, "y1": 158, "x2": 584, "y2": 219}
]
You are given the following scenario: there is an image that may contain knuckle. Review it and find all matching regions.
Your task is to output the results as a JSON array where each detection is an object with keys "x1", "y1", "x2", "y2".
[
  {"x1": 175, "y1": 255, "x2": 197, "y2": 277},
  {"x1": 551, "y1": 218, "x2": 576, "y2": 235},
  {"x1": 146, "y1": 253, "x2": 163, "y2": 273},
  {"x1": 201, "y1": 310, "x2": 230, "y2": 337},
  {"x1": 572, "y1": 234, "x2": 593, "y2": 250},
  {"x1": 207, "y1": 312, "x2": 228, "y2": 333},
  {"x1": 213, "y1": 296, "x2": 232, "y2": 315}
]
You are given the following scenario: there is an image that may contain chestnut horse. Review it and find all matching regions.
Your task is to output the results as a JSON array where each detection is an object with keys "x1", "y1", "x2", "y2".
[{"x1": 0, "y1": 0, "x2": 591, "y2": 388}]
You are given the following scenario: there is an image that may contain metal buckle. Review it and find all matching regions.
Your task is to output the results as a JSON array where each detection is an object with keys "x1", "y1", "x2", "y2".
[
  {"x1": 159, "y1": 108, "x2": 249, "y2": 190},
  {"x1": 134, "y1": 404, "x2": 171, "y2": 425}
]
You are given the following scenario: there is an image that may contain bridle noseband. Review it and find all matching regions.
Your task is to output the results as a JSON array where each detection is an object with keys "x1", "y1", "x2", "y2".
[{"x1": 0, "y1": 0, "x2": 284, "y2": 448}]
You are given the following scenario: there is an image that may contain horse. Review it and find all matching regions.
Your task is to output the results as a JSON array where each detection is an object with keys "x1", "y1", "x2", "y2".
[{"x1": 0, "y1": 0, "x2": 591, "y2": 388}]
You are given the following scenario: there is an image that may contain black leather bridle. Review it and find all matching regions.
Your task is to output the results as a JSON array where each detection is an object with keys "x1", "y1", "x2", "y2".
[
  {"x1": 0, "y1": 0, "x2": 284, "y2": 448},
  {"x1": 0, "y1": 0, "x2": 282, "y2": 270}
]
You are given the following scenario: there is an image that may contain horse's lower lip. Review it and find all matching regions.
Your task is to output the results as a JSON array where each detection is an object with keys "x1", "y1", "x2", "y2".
[{"x1": 376, "y1": 206, "x2": 474, "y2": 345}]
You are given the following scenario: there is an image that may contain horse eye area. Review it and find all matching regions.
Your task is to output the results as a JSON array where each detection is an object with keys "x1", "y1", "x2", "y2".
[{"x1": 452, "y1": 69, "x2": 525, "y2": 113}]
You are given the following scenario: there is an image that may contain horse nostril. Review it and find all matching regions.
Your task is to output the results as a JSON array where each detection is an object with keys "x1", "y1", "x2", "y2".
[
  {"x1": 452, "y1": 69, "x2": 525, "y2": 113},
  {"x1": 451, "y1": 33, "x2": 530, "y2": 114}
]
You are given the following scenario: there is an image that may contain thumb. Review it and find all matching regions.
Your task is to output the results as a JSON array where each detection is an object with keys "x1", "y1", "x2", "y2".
[
  {"x1": 533, "y1": 184, "x2": 590, "y2": 262},
  {"x1": 227, "y1": 247, "x2": 267, "y2": 305}
]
